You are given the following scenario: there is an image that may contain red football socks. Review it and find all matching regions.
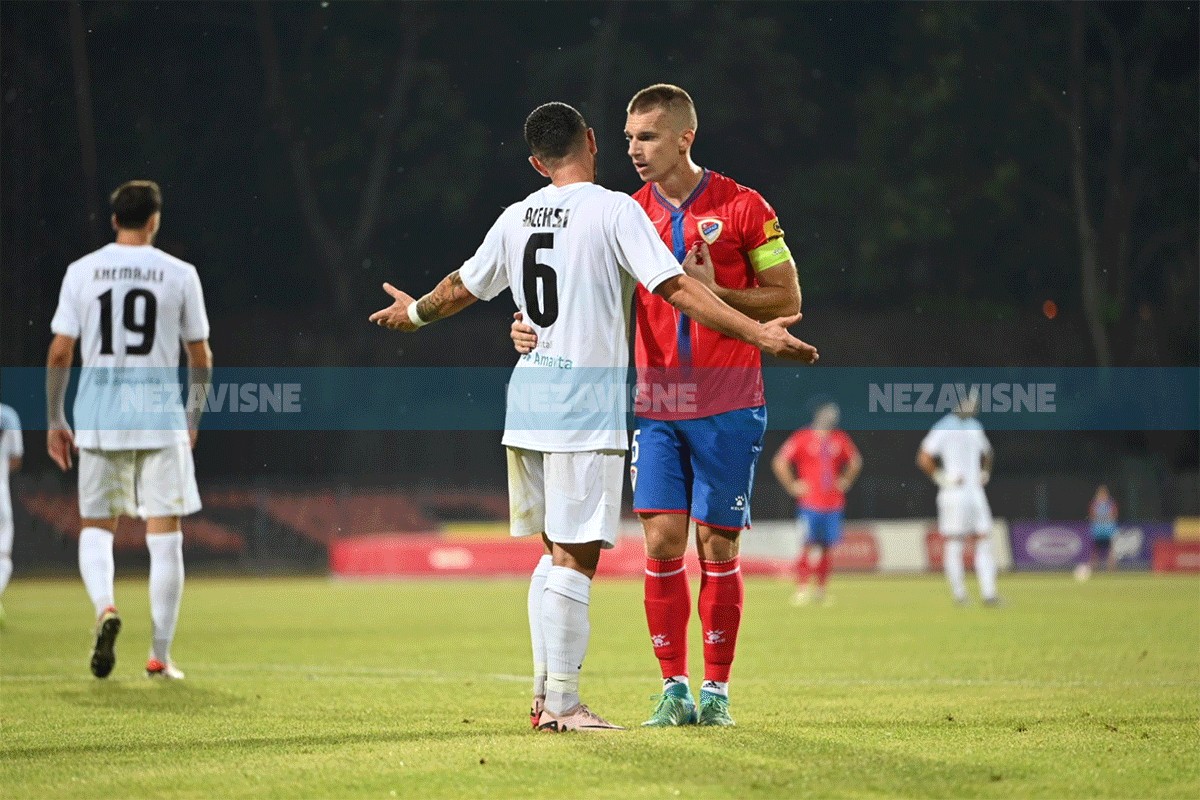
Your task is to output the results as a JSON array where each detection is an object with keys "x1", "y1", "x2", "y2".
[
  {"x1": 644, "y1": 556, "x2": 690, "y2": 679},
  {"x1": 699, "y1": 557, "x2": 743, "y2": 683},
  {"x1": 815, "y1": 550, "x2": 832, "y2": 588},
  {"x1": 796, "y1": 550, "x2": 812, "y2": 587}
]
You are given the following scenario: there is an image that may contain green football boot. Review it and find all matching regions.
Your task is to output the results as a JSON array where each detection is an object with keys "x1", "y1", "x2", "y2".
[
  {"x1": 697, "y1": 691, "x2": 736, "y2": 727},
  {"x1": 642, "y1": 682, "x2": 698, "y2": 727}
]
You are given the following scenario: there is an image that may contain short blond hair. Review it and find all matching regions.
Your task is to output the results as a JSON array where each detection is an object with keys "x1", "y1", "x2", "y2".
[{"x1": 626, "y1": 83, "x2": 697, "y2": 131}]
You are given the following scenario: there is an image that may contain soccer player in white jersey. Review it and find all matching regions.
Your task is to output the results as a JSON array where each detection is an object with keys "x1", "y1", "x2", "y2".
[
  {"x1": 370, "y1": 102, "x2": 817, "y2": 731},
  {"x1": 917, "y1": 393, "x2": 1001, "y2": 606},
  {"x1": 0, "y1": 402, "x2": 24, "y2": 625},
  {"x1": 46, "y1": 180, "x2": 213, "y2": 679}
]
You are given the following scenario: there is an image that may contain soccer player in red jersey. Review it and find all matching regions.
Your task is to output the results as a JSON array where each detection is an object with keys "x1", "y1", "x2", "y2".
[
  {"x1": 514, "y1": 84, "x2": 804, "y2": 726},
  {"x1": 771, "y1": 402, "x2": 862, "y2": 607}
]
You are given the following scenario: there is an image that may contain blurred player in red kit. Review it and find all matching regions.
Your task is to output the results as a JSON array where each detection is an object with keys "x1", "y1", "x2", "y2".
[{"x1": 772, "y1": 402, "x2": 862, "y2": 606}]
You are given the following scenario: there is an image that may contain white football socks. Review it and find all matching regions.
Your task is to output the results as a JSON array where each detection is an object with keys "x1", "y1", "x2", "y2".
[
  {"x1": 542, "y1": 566, "x2": 591, "y2": 716},
  {"x1": 664, "y1": 675, "x2": 690, "y2": 692},
  {"x1": 78, "y1": 527, "x2": 116, "y2": 616},
  {"x1": 146, "y1": 532, "x2": 184, "y2": 662},
  {"x1": 527, "y1": 554, "x2": 553, "y2": 697},
  {"x1": 975, "y1": 538, "x2": 998, "y2": 600},
  {"x1": 0, "y1": 554, "x2": 12, "y2": 595},
  {"x1": 943, "y1": 538, "x2": 967, "y2": 602}
]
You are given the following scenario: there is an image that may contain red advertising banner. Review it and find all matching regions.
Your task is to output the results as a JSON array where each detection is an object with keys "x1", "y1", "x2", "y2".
[
  {"x1": 1152, "y1": 541, "x2": 1200, "y2": 573},
  {"x1": 830, "y1": 527, "x2": 880, "y2": 571},
  {"x1": 925, "y1": 529, "x2": 976, "y2": 570},
  {"x1": 329, "y1": 535, "x2": 790, "y2": 578}
]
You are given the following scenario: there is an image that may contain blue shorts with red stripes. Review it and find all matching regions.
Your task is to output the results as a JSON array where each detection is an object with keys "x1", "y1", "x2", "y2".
[{"x1": 630, "y1": 406, "x2": 767, "y2": 531}]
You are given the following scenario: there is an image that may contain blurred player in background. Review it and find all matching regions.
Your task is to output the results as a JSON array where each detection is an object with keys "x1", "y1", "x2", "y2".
[
  {"x1": 513, "y1": 84, "x2": 802, "y2": 727},
  {"x1": 0, "y1": 402, "x2": 24, "y2": 625},
  {"x1": 1083, "y1": 484, "x2": 1119, "y2": 578},
  {"x1": 372, "y1": 102, "x2": 815, "y2": 732},
  {"x1": 916, "y1": 393, "x2": 1001, "y2": 606},
  {"x1": 771, "y1": 401, "x2": 862, "y2": 607},
  {"x1": 46, "y1": 180, "x2": 213, "y2": 679}
]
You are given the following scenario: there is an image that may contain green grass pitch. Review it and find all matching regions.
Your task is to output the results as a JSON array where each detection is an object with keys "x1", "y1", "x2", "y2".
[{"x1": 1, "y1": 574, "x2": 1197, "y2": 798}]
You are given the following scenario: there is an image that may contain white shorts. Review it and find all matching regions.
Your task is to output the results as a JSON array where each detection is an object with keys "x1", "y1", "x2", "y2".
[
  {"x1": 937, "y1": 486, "x2": 993, "y2": 537},
  {"x1": 506, "y1": 447, "x2": 625, "y2": 549},
  {"x1": 78, "y1": 444, "x2": 201, "y2": 520}
]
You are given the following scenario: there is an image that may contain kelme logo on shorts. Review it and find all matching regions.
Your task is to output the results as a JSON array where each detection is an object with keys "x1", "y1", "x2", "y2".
[{"x1": 698, "y1": 218, "x2": 723, "y2": 244}]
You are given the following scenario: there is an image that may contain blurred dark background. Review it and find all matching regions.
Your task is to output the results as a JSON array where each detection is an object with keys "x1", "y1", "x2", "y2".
[{"x1": 2, "y1": 1, "x2": 1197, "y2": 539}]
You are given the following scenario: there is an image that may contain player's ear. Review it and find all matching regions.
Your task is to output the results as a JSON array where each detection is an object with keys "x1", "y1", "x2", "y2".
[
  {"x1": 111, "y1": 214, "x2": 120, "y2": 233},
  {"x1": 528, "y1": 155, "x2": 552, "y2": 179},
  {"x1": 585, "y1": 128, "x2": 598, "y2": 156},
  {"x1": 679, "y1": 128, "x2": 695, "y2": 153}
]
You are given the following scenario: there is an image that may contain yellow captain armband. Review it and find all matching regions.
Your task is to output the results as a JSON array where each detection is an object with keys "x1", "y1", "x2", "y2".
[{"x1": 748, "y1": 237, "x2": 792, "y2": 272}]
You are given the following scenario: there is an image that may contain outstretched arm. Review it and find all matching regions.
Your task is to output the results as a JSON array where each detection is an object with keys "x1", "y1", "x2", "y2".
[
  {"x1": 370, "y1": 270, "x2": 479, "y2": 332},
  {"x1": 658, "y1": 243, "x2": 816, "y2": 362}
]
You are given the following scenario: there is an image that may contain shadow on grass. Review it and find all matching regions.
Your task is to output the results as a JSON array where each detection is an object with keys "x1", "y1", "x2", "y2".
[
  {"x1": 56, "y1": 680, "x2": 245, "y2": 712},
  {"x1": 2, "y1": 726, "x2": 497, "y2": 760}
]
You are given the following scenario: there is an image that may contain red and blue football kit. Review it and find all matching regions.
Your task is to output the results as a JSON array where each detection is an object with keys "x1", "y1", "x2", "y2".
[
  {"x1": 781, "y1": 428, "x2": 858, "y2": 514},
  {"x1": 629, "y1": 170, "x2": 792, "y2": 531},
  {"x1": 632, "y1": 170, "x2": 790, "y2": 421},
  {"x1": 782, "y1": 427, "x2": 858, "y2": 549},
  {"x1": 630, "y1": 170, "x2": 794, "y2": 689}
]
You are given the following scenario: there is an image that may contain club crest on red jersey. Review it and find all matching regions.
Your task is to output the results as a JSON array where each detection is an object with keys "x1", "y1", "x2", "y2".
[{"x1": 698, "y1": 218, "x2": 723, "y2": 244}]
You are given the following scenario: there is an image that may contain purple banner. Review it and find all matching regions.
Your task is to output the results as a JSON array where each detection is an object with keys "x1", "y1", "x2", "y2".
[{"x1": 1009, "y1": 521, "x2": 1174, "y2": 571}]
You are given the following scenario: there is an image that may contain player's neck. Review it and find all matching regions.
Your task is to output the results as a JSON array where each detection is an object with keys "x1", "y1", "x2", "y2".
[
  {"x1": 654, "y1": 160, "x2": 704, "y2": 207},
  {"x1": 114, "y1": 230, "x2": 154, "y2": 246},
  {"x1": 549, "y1": 161, "x2": 594, "y2": 188}
]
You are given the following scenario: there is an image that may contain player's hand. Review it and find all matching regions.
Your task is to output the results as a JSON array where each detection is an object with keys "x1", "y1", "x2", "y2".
[
  {"x1": 47, "y1": 427, "x2": 76, "y2": 472},
  {"x1": 681, "y1": 241, "x2": 715, "y2": 288},
  {"x1": 188, "y1": 428, "x2": 199, "y2": 450},
  {"x1": 369, "y1": 283, "x2": 421, "y2": 332},
  {"x1": 836, "y1": 476, "x2": 853, "y2": 493},
  {"x1": 792, "y1": 479, "x2": 810, "y2": 499},
  {"x1": 932, "y1": 470, "x2": 963, "y2": 489},
  {"x1": 511, "y1": 311, "x2": 539, "y2": 354},
  {"x1": 756, "y1": 314, "x2": 819, "y2": 363},
  {"x1": 980, "y1": 470, "x2": 990, "y2": 487}
]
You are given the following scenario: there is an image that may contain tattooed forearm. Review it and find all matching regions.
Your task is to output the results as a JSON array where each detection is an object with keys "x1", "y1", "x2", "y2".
[{"x1": 416, "y1": 270, "x2": 476, "y2": 322}]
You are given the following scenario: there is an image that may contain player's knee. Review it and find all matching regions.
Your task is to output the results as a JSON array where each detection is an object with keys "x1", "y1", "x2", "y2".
[
  {"x1": 146, "y1": 516, "x2": 182, "y2": 534},
  {"x1": 551, "y1": 541, "x2": 601, "y2": 576},
  {"x1": 641, "y1": 513, "x2": 688, "y2": 560},
  {"x1": 697, "y1": 525, "x2": 740, "y2": 561}
]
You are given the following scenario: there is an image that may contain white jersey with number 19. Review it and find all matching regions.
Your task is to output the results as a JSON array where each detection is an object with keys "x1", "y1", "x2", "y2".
[
  {"x1": 50, "y1": 243, "x2": 210, "y2": 451},
  {"x1": 458, "y1": 181, "x2": 684, "y2": 453}
]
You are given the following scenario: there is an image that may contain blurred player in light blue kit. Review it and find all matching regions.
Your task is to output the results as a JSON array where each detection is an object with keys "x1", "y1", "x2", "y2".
[
  {"x1": 1084, "y1": 484, "x2": 1119, "y2": 577},
  {"x1": 0, "y1": 403, "x2": 24, "y2": 625}
]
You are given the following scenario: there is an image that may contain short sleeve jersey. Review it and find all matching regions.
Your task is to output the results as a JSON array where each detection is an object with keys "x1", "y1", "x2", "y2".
[
  {"x1": 631, "y1": 170, "x2": 791, "y2": 420},
  {"x1": 457, "y1": 182, "x2": 684, "y2": 453},
  {"x1": 50, "y1": 243, "x2": 210, "y2": 450},
  {"x1": 1, "y1": 403, "x2": 23, "y2": 516},
  {"x1": 780, "y1": 428, "x2": 858, "y2": 512},
  {"x1": 919, "y1": 414, "x2": 992, "y2": 490}
]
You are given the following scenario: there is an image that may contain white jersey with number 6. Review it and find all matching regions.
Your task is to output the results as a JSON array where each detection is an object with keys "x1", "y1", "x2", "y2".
[
  {"x1": 458, "y1": 181, "x2": 684, "y2": 453},
  {"x1": 50, "y1": 243, "x2": 210, "y2": 451}
]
